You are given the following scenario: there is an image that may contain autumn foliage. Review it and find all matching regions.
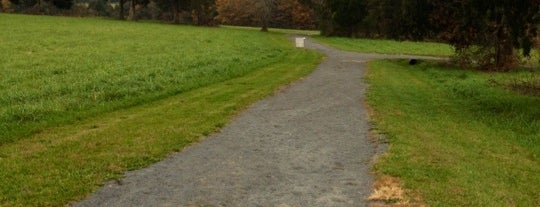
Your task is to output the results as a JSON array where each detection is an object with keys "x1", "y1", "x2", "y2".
[{"x1": 215, "y1": 0, "x2": 316, "y2": 30}]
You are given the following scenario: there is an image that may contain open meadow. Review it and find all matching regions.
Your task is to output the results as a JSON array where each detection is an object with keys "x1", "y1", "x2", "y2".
[
  {"x1": 0, "y1": 14, "x2": 310, "y2": 144},
  {"x1": 0, "y1": 14, "x2": 322, "y2": 206}
]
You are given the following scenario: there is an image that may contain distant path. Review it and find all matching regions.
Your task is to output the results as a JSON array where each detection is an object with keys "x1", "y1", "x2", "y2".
[{"x1": 75, "y1": 38, "x2": 439, "y2": 207}]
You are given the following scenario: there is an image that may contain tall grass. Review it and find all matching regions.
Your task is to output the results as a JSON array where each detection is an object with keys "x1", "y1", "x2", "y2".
[
  {"x1": 367, "y1": 60, "x2": 539, "y2": 206},
  {"x1": 0, "y1": 14, "x2": 295, "y2": 144}
]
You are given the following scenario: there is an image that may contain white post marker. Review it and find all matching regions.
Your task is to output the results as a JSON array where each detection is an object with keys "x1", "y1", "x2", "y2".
[{"x1": 295, "y1": 37, "x2": 306, "y2": 48}]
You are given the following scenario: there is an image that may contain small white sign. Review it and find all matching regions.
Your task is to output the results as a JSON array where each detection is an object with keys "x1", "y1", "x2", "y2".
[{"x1": 295, "y1": 37, "x2": 306, "y2": 48}]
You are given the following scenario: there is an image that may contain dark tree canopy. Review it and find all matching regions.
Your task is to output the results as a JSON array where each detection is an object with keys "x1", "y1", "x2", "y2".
[
  {"x1": 51, "y1": 0, "x2": 73, "y2": 9},
  {"x1": 365, "y1": 0, "x2": 436, "y2": 40},
  {"x1": 326, "y1": 0, "x2": 367, "y2": 37},
  {"x1": 8, "y1": 0, "x2": 38, "y2": 8},
  {"x1": 437, "y1": 0, "x2": 540, "y2": 71},
  {"x1": 300, "y1": 0, "x2": 367, "y2": 37}
]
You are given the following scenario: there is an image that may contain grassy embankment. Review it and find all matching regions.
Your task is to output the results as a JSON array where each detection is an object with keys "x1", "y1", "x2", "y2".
[
  {"x1": 0, "y1": 14, "x2": 322, "y2": 206},
  {"x1": 320, "y1": 38, "x2": 539, "y2": 205}
]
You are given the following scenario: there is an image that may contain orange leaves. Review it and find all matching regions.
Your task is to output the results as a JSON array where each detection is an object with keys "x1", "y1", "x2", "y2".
[
  {"x1": 215, "y1": 0, "x2": 259, "y2": 25},
  {"x1": 215, "y1": 0, "x2": 316, "y2": 29}
]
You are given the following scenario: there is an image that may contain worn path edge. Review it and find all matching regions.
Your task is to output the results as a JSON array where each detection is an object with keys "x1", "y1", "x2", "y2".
[{"x1": 74, "y1": 37, "x2": 420, "y2": 207}]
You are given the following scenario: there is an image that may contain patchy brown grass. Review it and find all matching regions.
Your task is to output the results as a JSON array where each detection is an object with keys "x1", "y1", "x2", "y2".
[
  {"x1": 368, "y1": 176, "x2": 425, "y2": 207},
  {"x1": 369, "y1": 176, "x2": 405, "y2": 203}
]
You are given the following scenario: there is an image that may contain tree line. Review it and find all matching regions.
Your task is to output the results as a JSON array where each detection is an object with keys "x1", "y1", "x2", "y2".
[
  {"x1": 0, "y1": 0, "x2": 316, "y2": 28},
  {"x1": 304, "y1": 0, "x2": 540, "y2": 71},
  {"x1": 2, "y1": 0, "x2": 539, "y2": 71}
]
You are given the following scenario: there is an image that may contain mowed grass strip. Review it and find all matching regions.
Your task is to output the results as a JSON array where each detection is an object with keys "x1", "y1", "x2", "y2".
[
  {"x1": 366, "y1": 60, "x2": 539, "y2": 206},
  {"x1": 0, "y1": 13, "x2": 295, "y2": 144},
  {"x1": 314, "y1": 36, "x2": 454, "y2": 57},
  {"x1": 0, "y1": 42, "x2": 322, "y2": 206}
]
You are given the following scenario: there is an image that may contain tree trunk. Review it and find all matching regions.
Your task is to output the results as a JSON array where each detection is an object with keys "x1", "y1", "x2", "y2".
[
  {"x1": 495, "y1": 37, "x2": 516, "y2": 71},
  {"x1": 173, "y1": 0, "x2": 179, "y2": 24},
  {"x1": 128, "y1": 0, "x2": 136, "y2": 20},
  {"x1": 494, "y1": 24, "x2": 516, "y2": 71},
  {"x1": 261, "y1": 20, "x2": 268, "y2": 32},
  {"x1": 259, "y1": 0, "x2": 273, "y2": 32},
  {"x1": 119, "y1": 0, "x2": 125, "y2": 20}
]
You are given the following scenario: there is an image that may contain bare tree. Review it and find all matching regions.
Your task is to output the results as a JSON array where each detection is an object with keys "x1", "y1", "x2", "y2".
[
  {"x1": 128, "y1": 0, "x2": 137, "y2": 20},
  {"x1": 256, "y1": 0, "x2": 275, "y2": 32}
]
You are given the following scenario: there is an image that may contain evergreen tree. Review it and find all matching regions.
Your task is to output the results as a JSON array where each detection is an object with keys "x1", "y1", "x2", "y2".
[{"x1": 439, "y1": 0, "x2": 540, "y2": 71}]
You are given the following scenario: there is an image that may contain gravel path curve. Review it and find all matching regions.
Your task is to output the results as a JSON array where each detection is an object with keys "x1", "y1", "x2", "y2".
[{"x1": 75, "y1": 38, "x2": 440, "y2": 207}]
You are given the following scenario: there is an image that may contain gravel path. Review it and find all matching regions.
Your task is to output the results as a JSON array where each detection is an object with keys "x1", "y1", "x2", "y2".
[{"x1": 75, "y1": 38, "x2": 440, "y2": 207}]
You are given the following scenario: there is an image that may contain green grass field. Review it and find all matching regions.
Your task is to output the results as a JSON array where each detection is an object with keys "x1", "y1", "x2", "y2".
[
  {"x1": 0, "y1": 14, "x2": 322, "y2": 206},
  {"x1": 367, "y1": 60, "x2": 539, "y2": 206},
  {"x1": 0, "y1": 14, "x2": 311, "y2": 145},
  {"x1": 315, "y1": 36, "x2": 454, "y2": 56}
]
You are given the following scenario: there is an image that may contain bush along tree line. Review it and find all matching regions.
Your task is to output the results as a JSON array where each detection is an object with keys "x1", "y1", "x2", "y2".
[{"x1": 2, "y1": 0, "x2": 539, "y2": 71}]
